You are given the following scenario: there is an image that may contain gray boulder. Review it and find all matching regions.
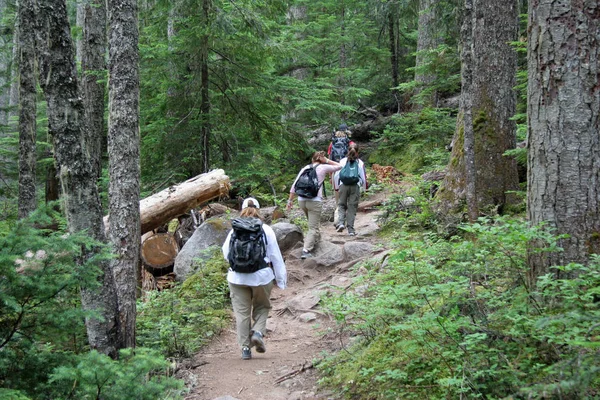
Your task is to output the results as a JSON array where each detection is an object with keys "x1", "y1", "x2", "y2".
[
  {"x1": 343, "y1": 241, "x2": 378, "y2": 260},
  {"x1": 174, "y1": 216, "x2": 231, "y2": 281},
  {"x1": 271, "y1": 222, "x2": 303, "y2": 253}
]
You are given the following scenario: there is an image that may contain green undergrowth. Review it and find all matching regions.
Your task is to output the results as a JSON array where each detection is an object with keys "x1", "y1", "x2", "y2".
[
  {"x1": 369, "y1": 108, "x2": 455, "y2": 174},
  {"x1": 318, "y1": 213, "x2": 600, "y2": 399},
  {"x1": 136, "y1": 247, "x2": 230, "y2": 358},
  {"x1": 0, "y1": 205, "x2": 188, "y2": 399}
]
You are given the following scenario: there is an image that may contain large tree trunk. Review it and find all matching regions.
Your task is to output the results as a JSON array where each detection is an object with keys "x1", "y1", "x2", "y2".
[
  {"x1": 82, "y1": 0, "x2": 107, "y2": 180},
  {"x1": 414, "y1": 0, "x2": 439, "y2": 108},
  {"x1": 527, "y1": 0, "x2": 600, "y2": 283},
  {"x1": 0, "y1": 0, "x2": 11, "y2": 127},
  {"x1": 107, "y1": 0, "x2": 140, "y2": 350},
  {"x1": 200, "y1": 0, "x2": 211, "y2": 173},
  {"x1": 388, "y1": 3, "x2": 399, "y2": 113},
  {"x1": 435, "y1": 0, "x2": 519, "y2": 217},
  {"x1": 36, "y1": 0, "x2": 119, "y2": 358},
  {"x1": 17, "y1": 0, "x2": 37, "y2": 219}
]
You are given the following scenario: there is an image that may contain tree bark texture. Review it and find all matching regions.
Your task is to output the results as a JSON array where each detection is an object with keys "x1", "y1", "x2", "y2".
[
  {"x1": 17, "y1": 0, "x2": 37, "y2": 219},
  {"x1": 527, "y1": 0, "x2": 600, "y2": 281},
  {"x1": 200, "y1": 0, "x2": 210, "y2": 173},
  {"x1": 414, "y1": 0, "x2": 440, "y2": 108},
  {"x1": 82, "y1": 0, "x2": 107, "y2": 180},
  {"x1": 36, "y1": 0, "x2": 119, "y2": 358},
  {"x1": 9, "y1": 19, "x2": 19, "y2": 120},
  {"x1": 107, "y1": 0, "x2": 140, "y2": 350},
  {"x1": 436, "y1": 0, "x2": 519, "y2": 217},
  {"x1": 0, "y1": 0, "x2": 11, "y2": 126}
]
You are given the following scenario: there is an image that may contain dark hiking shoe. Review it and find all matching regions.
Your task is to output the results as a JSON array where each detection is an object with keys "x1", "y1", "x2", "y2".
[
  {"x1": 301, "y1": 250, "x2": 313, "y2": 259},
  {"x1": 348, "y1": 231, "x2": 356, "y2": 236},
  {"x1": 251, "y1": 331, "x2": 266, "y2": 353},
  {"x1": 241, "y1": 347, "x2": 252, "y2": 360},
  {"x1": 336, "y1": 224, "x2": 345, "y2": 232}
]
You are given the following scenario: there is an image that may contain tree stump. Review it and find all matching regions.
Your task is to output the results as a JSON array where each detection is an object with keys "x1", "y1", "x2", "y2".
[{"x1": 141, "y1": 232, "x2": 179, "y2": 274}]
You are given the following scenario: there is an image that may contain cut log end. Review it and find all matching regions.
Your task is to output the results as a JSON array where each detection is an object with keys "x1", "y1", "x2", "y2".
[{"x1": 141, "y1": 232, "x2": 179, "y2": 270}]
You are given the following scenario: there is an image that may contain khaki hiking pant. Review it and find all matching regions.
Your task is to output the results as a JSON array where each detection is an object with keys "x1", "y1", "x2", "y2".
[
  {"x1": 338, "y1": 184, "x2": 360, "y2": 233},
  {"x1": 229, "y1": 281, "x2": 273, "y2": 348},
  {"x1": 299, "y1": 199, "x2": 323, "y2": 252}
]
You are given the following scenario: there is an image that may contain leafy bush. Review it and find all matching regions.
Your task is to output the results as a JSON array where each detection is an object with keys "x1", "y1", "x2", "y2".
[
  {"x1": 318, "y1": 218, "x2": 600, "y2": 399},
  {"x1": 369, "y1": 108, "x2": 455, "y2": 174},
  {"x1": 136, "y1": 247, "x2": 230, "y2": 357}
]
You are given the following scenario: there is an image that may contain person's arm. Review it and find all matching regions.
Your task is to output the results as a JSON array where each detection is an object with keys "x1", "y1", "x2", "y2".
[
  {"x1": 287, "y1": 167, "x2": 305, "y2": 210},
  {"x1": 222, "y1": 230, "x2": 233, "y2": 260},
  {"x1": 263, "y1": 226, "x2": 287, "y2": 289},
  {"x1": 359, "y1": 159, "x2": 368, "y2": 191}
]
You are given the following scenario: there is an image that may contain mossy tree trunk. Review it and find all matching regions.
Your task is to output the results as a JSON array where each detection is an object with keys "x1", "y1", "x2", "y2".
[
  {"x1": 81, "y1": 0, "x2": 107, "y2": 180},
  {"x1": 107, "y1": 0, "x2": 140, "y2": 349},
  {"x1": 527, "y1": 0, "x2": 600, "y2": 283},
  {"x1": 436, "y1": 0, "x2": 519, "y2": 217},
  {"x1": 17, "y1": 0, "x2": 37, "y2": 219},
  {"x1": 36, "y1": 0, "x2": 119, "y2": 358},
  {"x1": 414, "y1": 0, "x2": 440, "y2": 109}
]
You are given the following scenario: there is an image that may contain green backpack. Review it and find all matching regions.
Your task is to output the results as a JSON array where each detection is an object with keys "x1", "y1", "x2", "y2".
[{"x1": 339, "y1": 160, "x2": 360, "y2": 185}]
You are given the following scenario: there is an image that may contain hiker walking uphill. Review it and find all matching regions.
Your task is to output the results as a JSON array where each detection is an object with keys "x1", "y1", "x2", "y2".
[
  {"x1": 327, "y1": 124, "x2": 354, "y2": 227},
  {"x1": 334, "y1": 143, "x2": 367, "y2": 236},
  {"x1": 287, "y1": 151, "x2": 341, "y2": 259},
  {"x1": 222, "y1": 198, "x2": 287, "y2": 360}
]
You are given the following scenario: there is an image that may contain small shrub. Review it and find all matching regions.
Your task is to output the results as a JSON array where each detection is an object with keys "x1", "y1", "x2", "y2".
[{"x1": 136, "y1": 247, "x2": 230, "y2": 357}]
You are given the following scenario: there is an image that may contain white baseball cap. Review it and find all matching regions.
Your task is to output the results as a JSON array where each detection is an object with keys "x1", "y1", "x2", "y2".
[{"x1": 241, "y1": 197, "x2": 260, "y2": 210}]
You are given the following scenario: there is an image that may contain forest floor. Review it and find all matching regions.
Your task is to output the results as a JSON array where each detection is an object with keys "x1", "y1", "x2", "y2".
[{"x1": 176, "y1": 189, "x2": 391, "y2": 400}]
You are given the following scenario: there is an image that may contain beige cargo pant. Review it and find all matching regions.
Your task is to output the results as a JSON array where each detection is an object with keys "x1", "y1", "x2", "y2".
[{"x1": 229, "y1": 281, "x2": 273, "y2": 348}]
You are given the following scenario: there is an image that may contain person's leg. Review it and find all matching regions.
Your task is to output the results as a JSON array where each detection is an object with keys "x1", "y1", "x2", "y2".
[
  {"x1": 346, "y1": 185, "x2": 360, "y2": 233},
  {"x1": 250, "y1": 281, "x2": 273, "y2": 353},
  {"x1": 303, "y1": 200, "x2": 323, "y2": 252},
  {"x1": 337, "y1": 185, "x2": 349, "y2": 229},
  {"x1": 333, "y1": 180, "x2": 340, "y2": 227},
  {"x1": 229, "y1": 282, "x2": 252, "y2": 349},
  {"x1": 251, "y1": 281, "x2": 273, "y2": 336}
]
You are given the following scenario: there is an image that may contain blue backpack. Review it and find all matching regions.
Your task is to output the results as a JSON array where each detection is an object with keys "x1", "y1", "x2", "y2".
[{"x1": 339, "y1": 160, "x2": 360, "y2": 185}]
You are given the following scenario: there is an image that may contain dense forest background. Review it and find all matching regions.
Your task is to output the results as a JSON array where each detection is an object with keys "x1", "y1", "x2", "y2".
[{"x1": 1, "y1": 0, "x2": 599, "y2": 398}]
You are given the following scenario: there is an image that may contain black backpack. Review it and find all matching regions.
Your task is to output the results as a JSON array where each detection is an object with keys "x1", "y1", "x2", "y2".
[
  {"x1": 339, "y1": 160, "x2": 360, "y2": 185},
  {"x1": 294, "y1": 164, "x2": 321, "y2": 198},
  {"x1": 330, "y1": 135, "x2": 350, "y2": 162},
  {"x1": 228, "y1": 217, "x2": 268, "y2": 273}
]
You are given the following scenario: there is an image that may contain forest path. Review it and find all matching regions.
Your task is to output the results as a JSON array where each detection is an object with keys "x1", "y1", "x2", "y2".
[{"x1": 179, "y1": 190, "x2": 391, "y2": 400}]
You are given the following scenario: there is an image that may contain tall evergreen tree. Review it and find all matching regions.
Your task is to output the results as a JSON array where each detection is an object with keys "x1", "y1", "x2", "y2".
[
  {"x1": 436, "y1": 0, "x2": 519, "y2": 218},
  {"x1": 0, "y1": 0, "x2": 11, "y2": 127},
  {"x1": 17, "y1": 0, "x2": 37, "y2": 218},
  {"x1": 36, "y1": 0, "x2": 119, "y2": 357},
  {"x1": 107, "y1": 0, "x2": 140, "y2": 349},
  {"x1": 527, "y1": 0, "x2": 600, "y2": 282},
  {"x1": 81, "y1": 0, "x2": 107, "y2": 180}
]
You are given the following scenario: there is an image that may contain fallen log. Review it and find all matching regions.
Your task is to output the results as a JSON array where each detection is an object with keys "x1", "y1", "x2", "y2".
[{"x1": 105, "y1": 169, "x2": 230, "y2": 235}]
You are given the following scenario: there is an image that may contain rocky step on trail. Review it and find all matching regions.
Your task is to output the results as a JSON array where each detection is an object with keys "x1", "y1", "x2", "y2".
[{"x1": 176, "y1": 191, "x2": 391, "y2": 400}]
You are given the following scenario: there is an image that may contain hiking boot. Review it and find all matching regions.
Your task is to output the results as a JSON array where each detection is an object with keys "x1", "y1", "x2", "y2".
[
  {"x1": 241, "y1": 346, "x2": 252, "y2": 360},
  {"x1": 348, "y1": 230, "x2": 356, "y2": 236},
  {"x1": 336, "y1": 224, "x2": 345, "y2": 232},
  {"x1": 301, "y1": 250, "x2": 313, "y2": 259},
  {"x1": 251, "y1": 331, "x2": 266, "y2": 353}
]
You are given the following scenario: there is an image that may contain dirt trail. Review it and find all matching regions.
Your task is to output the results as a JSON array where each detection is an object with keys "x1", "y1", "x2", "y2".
[{"x1": 178, "y1": 192, "x2": 389, "y2": 400}]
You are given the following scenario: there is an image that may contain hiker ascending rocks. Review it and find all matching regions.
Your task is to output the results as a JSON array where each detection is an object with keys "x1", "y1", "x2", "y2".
[
  {"x1": 222, "y1": 198, "x2": 287, "y2": 360},
  {"x1": 287, "y1": 151, "x2": 342, "y2": 259},
  {"x1": 334, "y1": 143, "x2": 368, "y2": 236},
  {"x1": 327, "y1": 123, "x2": 355, "y2": 227}
]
